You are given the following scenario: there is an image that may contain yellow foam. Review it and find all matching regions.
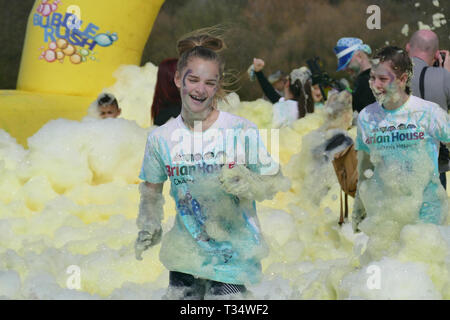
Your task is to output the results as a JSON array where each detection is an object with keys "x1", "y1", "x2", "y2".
[{"x1": 0, "y1": 90, "x2": 93, "y2": 148}]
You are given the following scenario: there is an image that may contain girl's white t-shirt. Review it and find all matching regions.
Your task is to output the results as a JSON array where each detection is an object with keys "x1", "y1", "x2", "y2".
[{"x1": 139, "y1": 111, "x2": 278, "y2": 284}]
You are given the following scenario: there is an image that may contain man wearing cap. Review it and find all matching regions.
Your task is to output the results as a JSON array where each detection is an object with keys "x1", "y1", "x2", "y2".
[
  {"x1": 406, "y1": 30, "x2": 450, "y2": 189},
  {"x1": 334, "y1": 37, "x2": 376, "y2": 113}
]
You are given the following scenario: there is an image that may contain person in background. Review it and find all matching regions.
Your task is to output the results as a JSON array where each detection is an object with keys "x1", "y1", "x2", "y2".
[
  {"x1": 251, "y1": 58, "x2": 322, "y2": 106},
  {"x1": 266, "y1": 70, "x2": 287, "y2": 99},
  {"x1": 406, "y1": 29, "x2": 450, "y2": 189},
  {"x1": 251, "y1": 58, "x2": 315, "y2": 128},
  {"x1": 151, "y1": 58, "x2": 182, "y2": 126},
  {"x1": 311, "y1": 82, "x2": 325, "y2": 109},
  {"x1": 334, "y1": 37, "x2": 376, "y2": 113},
  {"x1": 96, "y1": 93, "x2": 121, "y2": 119},
  {"x1": 271, "y1": 66, "x2": 315, "y2": 128}
]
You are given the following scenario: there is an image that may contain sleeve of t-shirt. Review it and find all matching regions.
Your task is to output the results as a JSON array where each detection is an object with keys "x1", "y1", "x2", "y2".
[
  {"x1": 355, "y1": 115, "x2": 370, "y2": 153},
  {"x1": 429, "y1": 104, "x2": 450, "y2": 143},
  {"x1": 139, "y1": 133, "x2": 168, "y2": 183}
]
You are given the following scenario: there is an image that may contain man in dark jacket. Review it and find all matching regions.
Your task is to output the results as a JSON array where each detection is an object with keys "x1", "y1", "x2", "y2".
[{"x1": 334, "y1": 37, "x2": 376, "y2": 113}]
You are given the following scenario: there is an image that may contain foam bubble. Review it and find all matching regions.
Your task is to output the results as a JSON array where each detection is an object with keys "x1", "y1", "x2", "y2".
[{"x1": 338, "y1": 258, "x2": 442, "y2": 299}]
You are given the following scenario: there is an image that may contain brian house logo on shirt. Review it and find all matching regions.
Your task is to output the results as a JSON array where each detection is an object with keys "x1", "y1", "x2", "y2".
[{"x1": 366, "y1": 123, "x2": 424, "y2": 145}]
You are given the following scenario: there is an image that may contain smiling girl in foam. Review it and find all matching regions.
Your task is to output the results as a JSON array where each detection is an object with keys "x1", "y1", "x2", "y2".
[
  {"x1": 134, "y1": 28, "x2": 289, "y2": 300},
  {"x1": 353, "y1": 46, "x2": 450, "y2": 262}
]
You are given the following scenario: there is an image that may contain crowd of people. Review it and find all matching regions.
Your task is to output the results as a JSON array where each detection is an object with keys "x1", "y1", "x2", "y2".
[{"x1": 87, "y1": 27, "x2": 449, "y2": 300}]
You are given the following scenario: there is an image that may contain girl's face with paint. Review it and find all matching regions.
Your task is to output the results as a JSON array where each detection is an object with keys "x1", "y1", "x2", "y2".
[
  {"x1": 174, "y1": 57, "x2": 220, "y2": 120},
  {"x1": 369, "y1": 60, "x2": 408, "y2": 108}
]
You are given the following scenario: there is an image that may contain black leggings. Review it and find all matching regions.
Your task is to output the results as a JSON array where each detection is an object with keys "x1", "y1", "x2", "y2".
[
  {"x1": 168, "y1": 271, "x2": 247, "y2": 300},
  {"x1": 440, "y1": 172, "x2": 447, "y2": 190},
  {"x1": 439, "y1": 143, "x2": 448, "y2": 190}
]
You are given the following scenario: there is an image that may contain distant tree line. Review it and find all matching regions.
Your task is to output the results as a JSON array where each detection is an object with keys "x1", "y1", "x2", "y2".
[
  {"x1": 143, "y1": 0, "x2": 449, "y2": 100},
  {"x1": 1, "y1": 0, "x2": 448, "y2": 101}
]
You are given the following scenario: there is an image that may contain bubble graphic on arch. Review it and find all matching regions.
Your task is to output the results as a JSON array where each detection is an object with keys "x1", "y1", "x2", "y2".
[
  {"x1": 94, "y1": 32, "x2": 119, "y2": 47},
  {"x1": 40, "y1": 49, "x2": 56, "y2": 62},
  {"x1": 36, "y1": 0, "x2": 61, "y2": 17}
]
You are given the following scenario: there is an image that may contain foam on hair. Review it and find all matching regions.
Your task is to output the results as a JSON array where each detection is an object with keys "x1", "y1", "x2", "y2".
[
  {"x1": 373, "y1": 46, "x2": 413, "y2": 93},
  {"x1": 373, "y1": 46, "x2": 413, "y2": 79},
  {"x1": 288, "y1": 68, "x2": 314, "y2": 119},
  {"x1": 97, "y1": 93, "x2": 118, "y2": 108}
]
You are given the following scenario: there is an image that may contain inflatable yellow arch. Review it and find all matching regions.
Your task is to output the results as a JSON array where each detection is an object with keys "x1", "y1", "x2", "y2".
[{"x1": 0, "y1": 0, "x2": 164, "y2": 147}]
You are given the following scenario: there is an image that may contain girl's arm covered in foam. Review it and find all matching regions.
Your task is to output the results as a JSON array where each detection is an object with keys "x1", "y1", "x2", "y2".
[
  {"x1": 219, "y1": 165, "x2": 290, "y2": 202},
  {"x1": 135, "y1": 182, "x2": 164, "y2": 260}
]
